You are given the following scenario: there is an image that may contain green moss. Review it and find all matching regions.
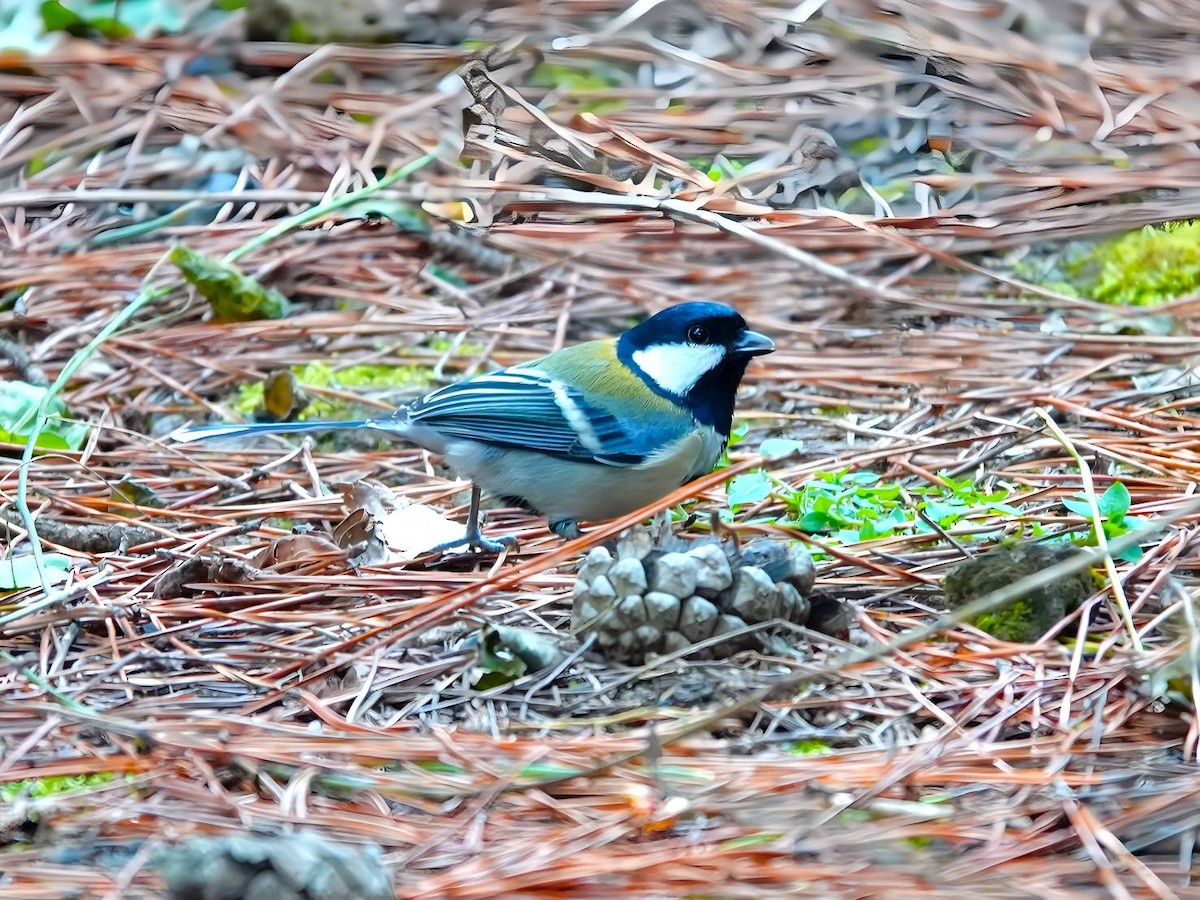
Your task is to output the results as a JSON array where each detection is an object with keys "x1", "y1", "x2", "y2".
[
  {"x1": 1086, "y1": 221, "x2": 1200, "y2": 305},
  {"x1": 0, "y1": 771, "x2": 115, "y2": 802},
  {"x1": 972, "y1": 599, "x2": 1039, "y2": 643},
  {"x1": 785, "y1": 738, "x2": 832, "y2": 756},
  {"x1": 425, "y1": 334, "x2": 484, "y2": 355},
  {"x1": 286, "y1": 20, "x2": 314, "y2": 42},
  {"x1": 529, "y1": 62, "x2": 629, "y2": 114},
  {"x1": 232, "y1": 362, "x2": 431, "y2": 420},
  {"x1": 1031, "y1": 221, "x2": 1200, "y2": 307},
  {"x1": 847, "y1": 135, "x2": 887, "y2": 156}
]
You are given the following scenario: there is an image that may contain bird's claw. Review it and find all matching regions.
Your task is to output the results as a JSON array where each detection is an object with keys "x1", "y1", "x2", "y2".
[
  {"x1": 549, "y1": 520, "x2": 582, "y2": 540},
  {"x1": 424, "y1": 531, "x2": 518, "y2": 556}
]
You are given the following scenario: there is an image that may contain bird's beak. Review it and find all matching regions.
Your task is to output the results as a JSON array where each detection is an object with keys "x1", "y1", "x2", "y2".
[{"x1": 732, "y1": 329, "x2": 775, "y2": 357}]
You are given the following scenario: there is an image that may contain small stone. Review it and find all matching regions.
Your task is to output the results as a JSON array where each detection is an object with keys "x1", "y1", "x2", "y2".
[
  {"x1": 617, "y1": 527, "x2": 654, "y2": 560},
  {"x1": 579, "y1": 546, "x2": 613, "y2": 582},
  {"x1": 642, "y1": 590, "x2": 682, "y2": 629},
  {"x1": 687, "y1": 543, "x2": 733, "y2": 594},
  {"x1": 609, "y1": 558, "x2": 648, "y2": 597},
  {"x1": 648, "y1": 552, "x2": 698, "y2": 598},
  {"x1": 678, "y1": 595, "x2": 719, "y2": 642},
  {"x1": 727, "y1": 566, "x2": 780, "y2": 623}
]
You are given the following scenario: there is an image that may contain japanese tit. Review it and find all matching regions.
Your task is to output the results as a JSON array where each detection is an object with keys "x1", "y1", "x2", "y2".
[{"x1": 172, "y1": 301, "x2": 774, "y2": 552}]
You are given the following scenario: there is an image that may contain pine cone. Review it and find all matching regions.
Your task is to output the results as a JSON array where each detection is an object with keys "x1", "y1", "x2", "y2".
[
  {"x1": 571, "y1": 527, "x2": 814, "y2": 665},
  {"x1": 156, "y1": 831, "x2": 392, "y2": 900}
]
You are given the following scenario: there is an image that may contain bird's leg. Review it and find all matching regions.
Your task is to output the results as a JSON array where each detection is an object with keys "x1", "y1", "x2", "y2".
[
  {"x1": 424, "y1": 484, "x2": 518, "y2": 555},
  {"x1": 549, "y1": 519, "x2": 581, "y2": 540}
]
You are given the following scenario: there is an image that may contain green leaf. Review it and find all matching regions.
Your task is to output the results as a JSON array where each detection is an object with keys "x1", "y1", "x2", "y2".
[
  {"x1": 478, "y1": 624, "x2": 563, "y2": 675},
  {"x1": 922, "y1": 500, "x2": 965, "y2": 525},
  {"x1": 0, "y1": 2, "x2": 59, "y2": 54},
  {"x1": 0, "y1": 553, "x2": 71, "y2": 590},
  {"x1": 1062, "y1": 497, "x2": 1096, "y2": 518},
  {"x1": 472, "y1": 670, "x2": 518, "y2": 691},
  {"x1": 727, "y1": 421, "x2": 750, "y2": 447},
  {"x1": 798, "y1": 511, "x2": 831, "y2": 532},
  {"x1": 170, "y1": 245, "x2": 292, "y2": 323},
  {"x1": 759, "y1": 437, "x2": 804, "y2": 460},
  {"x1": 0, "y1": 380, "x2": 89, "y2": 451},
  {"x1": 846, "y1": 471, "x2": 880, "y2": 485},
  {"x1": 84, "y1": 15, "x2": 132, "y2": 38},
  {"x1": 1098, "y1": 481, "x2": 1130, "y2": 523},
  {"x1": 472, "y1": 624, "x2": 566, "y2": 690},
  {"x1": 727, "y1": 471, "x2": 773, "y2": 508},
  {"x1": 53, "y1": 0, "x2": 186, "y2": 37},
  {"x1": 424, "y1": 264, "x2": 467, "y2": 288},
  {"x1": 413, "y1": 760, "x2": 462, "y2": 774},
  {"x1": 863, "y1": 482, "x2": 901, "y2": 501},
  {"x1": 40, "y1": 1, "x2": 83, "y2": 32}
]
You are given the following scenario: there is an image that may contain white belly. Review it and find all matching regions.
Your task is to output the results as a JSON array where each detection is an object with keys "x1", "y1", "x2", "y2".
[{"x1": 442, "y1": 430, "x2": 723, "y2": 524}]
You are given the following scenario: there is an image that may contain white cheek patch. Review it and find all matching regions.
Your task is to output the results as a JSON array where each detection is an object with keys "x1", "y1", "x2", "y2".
[{"x1": 632, "y1": 343, "x2": 726, "y2": 396}]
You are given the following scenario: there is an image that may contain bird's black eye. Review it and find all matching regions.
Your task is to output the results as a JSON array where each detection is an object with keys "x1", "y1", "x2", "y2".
[{"x1": 687, "y1": 325, "x2": 711, "y2": 344}]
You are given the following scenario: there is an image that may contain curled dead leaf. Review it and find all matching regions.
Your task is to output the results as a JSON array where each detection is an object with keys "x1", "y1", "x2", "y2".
[
  {"x1": 333, "y1": 480, "x2": 463, "y2": 564},
  {"x1": 252, "y1": 532, "x2": 348, "y2": 574},
  {"x1": 152, "y1": 555, "x2": 260, "y2": 600}
]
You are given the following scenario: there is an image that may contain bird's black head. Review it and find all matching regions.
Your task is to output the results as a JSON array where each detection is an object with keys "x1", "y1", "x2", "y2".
[{"x1": 617, "y1": 301, "x2": 774, "y2": 435}]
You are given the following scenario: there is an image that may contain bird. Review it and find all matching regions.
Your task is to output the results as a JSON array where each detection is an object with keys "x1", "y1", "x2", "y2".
[{"x1": 171, "y1": 301, "x2": 774, "y2": 554}]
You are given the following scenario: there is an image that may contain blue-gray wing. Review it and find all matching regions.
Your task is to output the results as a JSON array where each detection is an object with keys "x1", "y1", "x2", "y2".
[{"x1": 384, "y1": 370, "x2": 675, "y2": 466}]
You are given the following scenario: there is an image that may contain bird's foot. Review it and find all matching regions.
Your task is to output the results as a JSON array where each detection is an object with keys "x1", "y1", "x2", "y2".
[{"x1": 424, "y1": 529, "x2": 518, "y2": 556}]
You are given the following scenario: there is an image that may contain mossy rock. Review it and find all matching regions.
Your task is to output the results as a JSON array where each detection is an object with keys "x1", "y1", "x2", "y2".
[{"x1": 941, "y1": 542, "x2": 1095, "y2": 643}]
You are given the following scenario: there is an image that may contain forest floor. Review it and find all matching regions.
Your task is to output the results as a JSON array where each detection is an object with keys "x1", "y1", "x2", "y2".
[{"x1": 3, "y1": 1, "x2": 1200, "y2": 896}]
